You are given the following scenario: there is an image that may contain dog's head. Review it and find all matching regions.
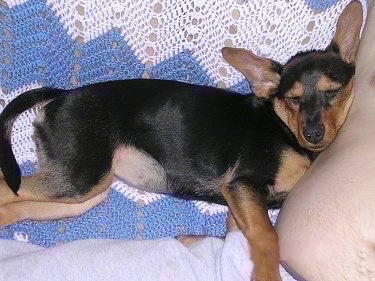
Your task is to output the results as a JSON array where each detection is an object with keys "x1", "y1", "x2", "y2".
[{"x1": 222, "y1": 1, "x2": 363, "y2": 152}]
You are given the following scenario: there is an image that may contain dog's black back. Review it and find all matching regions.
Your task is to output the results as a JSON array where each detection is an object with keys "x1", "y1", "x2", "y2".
[{"x1": 31, "y1": 79, "x2": 310, "y2": 206}]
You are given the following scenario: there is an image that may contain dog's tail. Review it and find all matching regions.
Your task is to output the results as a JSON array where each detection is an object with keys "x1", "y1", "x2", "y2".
[{"x1": 0, "y1": 87, "x2": 65, "y2": 195}]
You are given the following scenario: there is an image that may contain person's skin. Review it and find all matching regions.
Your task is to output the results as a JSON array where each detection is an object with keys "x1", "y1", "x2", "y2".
[{"x1": 276, "y1": 1, "x2": 375, "y2": 280}]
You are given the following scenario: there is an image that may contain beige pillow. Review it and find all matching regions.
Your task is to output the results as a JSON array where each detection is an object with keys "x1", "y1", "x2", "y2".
[{"x1": 275, "y1": 1, "x2": 375, "y2": 280}]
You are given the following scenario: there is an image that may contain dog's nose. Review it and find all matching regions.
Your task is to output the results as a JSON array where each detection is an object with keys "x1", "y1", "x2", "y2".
[{"x1": 303, "y1": 125, "x2": 325, "y2": 144}]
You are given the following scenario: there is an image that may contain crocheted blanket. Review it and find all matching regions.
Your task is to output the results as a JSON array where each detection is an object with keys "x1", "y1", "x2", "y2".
[{"x1": 0, "y1": 0, "x2": 366, "y2": 251}]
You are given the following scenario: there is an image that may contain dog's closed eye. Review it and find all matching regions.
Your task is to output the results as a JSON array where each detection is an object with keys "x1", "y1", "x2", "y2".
[
  {"x1": 289, "y1": 97, "x2": 301, "y2": 106},
  {"x1": 325, "y1": 89, "x2": 339, "y2": 101},
  {"x1": 284, "y1": 96, "x2": 302, "y2": 109}
]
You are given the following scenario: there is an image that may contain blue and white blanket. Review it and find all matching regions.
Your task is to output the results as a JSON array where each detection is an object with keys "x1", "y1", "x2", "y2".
[{"x1": 0, "y1": 1, "x2": 367, "y2": 279}]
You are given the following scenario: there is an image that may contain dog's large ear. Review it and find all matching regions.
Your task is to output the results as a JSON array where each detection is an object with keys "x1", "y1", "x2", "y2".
[
  {"x1": 329, "y1": 1, "x2": 363, "y2": 64},
  {"x1": 222, "y1": 47, "x2": 281, "y2": 99}
]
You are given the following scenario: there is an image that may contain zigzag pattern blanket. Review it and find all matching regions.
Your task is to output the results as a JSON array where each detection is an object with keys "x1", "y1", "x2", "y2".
[{"x1": 0, "y1": 0, "x2": 366, "y2": 258}]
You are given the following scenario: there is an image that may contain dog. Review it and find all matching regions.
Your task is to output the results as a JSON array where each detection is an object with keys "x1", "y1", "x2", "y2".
[{"x1": 0, "y1": 1, "x2": 362, "y2": 280}]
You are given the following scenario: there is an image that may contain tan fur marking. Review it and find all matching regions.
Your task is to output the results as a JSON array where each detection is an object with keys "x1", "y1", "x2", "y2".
[
  {"x1": 273, "y1": 149, "x2": 311, "y2": 194},
  {"x1": 0, "y1": 189, "x2": 109, "y2": 228},
  {"x1": 285, "y1": 81, "x2": 304, "y2": 98},
  {"x1": 321, "y1": 79, "x2": 354, "y2": 144},
  {"x1": 221, "y1": 184, "x2": 281, "y2": 281},
  {"x1": 317, "y1": 75, "x2": 342, "y2": 92},
  {"x1": 273, "y1": 97, "x2": 300, "y2": 139},
  {"x1": 218, "y1": 160, "x2": 240, "y2": 186}
]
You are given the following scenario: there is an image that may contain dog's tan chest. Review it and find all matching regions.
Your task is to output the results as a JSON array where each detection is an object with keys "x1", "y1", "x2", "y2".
[
  {"x1": 273, "y1": 148, "x2": 311, "y2": 193},
  {"x1": 114, "y1": 146, "x2": 168, "y2": 193}
]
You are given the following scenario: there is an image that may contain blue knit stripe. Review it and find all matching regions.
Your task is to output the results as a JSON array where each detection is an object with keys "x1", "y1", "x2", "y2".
[
  {"x1": 229, "y1": 79, "x2": 251, "y2": 95},
  {"x1": 147, "y1": 50, "x2": 216, "y2": 87},
  {"x1": 1, "y1": 1, "x2": 49, "y2": 92},
  {"x1": 243, "y1": 0, "x2": 341, "y2": 11},
  {"x1": 304, "y1": 0, "x2": 341, "y2": 10},
  {"x1": 1, "y1": 0, "x2": 144, "y2": 92},
  {"x1": 71, "y1": 29, "x2": 144, "y2": 87}
]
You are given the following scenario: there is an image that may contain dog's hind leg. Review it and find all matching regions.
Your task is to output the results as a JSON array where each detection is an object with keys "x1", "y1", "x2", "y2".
[
  {"x1": 0, "y1": 189, "x2": 109, "y2": 229},
  {"x1": 0, "y1": 171, "x2": 114, "y2": 228},
  {"x1": 0, "y1": 174, "x2": 51, "y2": 206},
  {"x1": 0, "y1": 171, "x2": 114, "y2": 204},
  {"x1": 0, "y1": 143, "x2": 121, "y2": 226}
]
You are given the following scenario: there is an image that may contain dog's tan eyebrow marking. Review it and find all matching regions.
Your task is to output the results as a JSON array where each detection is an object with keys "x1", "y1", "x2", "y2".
[
  {"x1": 285, "y1": 81, "x2": 304, "y2": 97},
  {"x1": 317, "y1": 75, "x2": 342, "y2": 91}
]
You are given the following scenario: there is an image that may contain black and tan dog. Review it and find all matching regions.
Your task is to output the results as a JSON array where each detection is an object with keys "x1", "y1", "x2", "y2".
[{"x1": 0, "y1": 1, "x2": 362, "y2": 280}]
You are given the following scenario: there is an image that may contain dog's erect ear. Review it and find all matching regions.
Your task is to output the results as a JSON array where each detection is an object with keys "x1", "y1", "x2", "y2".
[
  {"x1": 330, "y1": 1, "x2": 363, "y2": 64},
  {"x1": 221, "y1": 47, "x2": 281, "y2": 99}
]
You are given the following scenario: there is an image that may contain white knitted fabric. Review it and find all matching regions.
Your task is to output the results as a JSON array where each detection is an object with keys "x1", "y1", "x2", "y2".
[{"x1": 44, "y1": 0, "x2": 366, "y2": 86}]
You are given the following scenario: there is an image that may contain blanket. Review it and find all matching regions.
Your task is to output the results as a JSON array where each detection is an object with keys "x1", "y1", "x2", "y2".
[{"x1": 0, "y1": 0, "x2": 367, "y2": 280}]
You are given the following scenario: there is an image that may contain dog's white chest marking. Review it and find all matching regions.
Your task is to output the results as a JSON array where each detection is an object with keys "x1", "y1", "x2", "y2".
[{"x1": 114, "y1": 146, "x2": 168, "y2": 193}]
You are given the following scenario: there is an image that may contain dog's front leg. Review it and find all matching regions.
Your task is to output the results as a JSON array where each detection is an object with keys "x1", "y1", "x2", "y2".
[{"x1": 221, "y1": 179, "x2": 281, "y2": 281}]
